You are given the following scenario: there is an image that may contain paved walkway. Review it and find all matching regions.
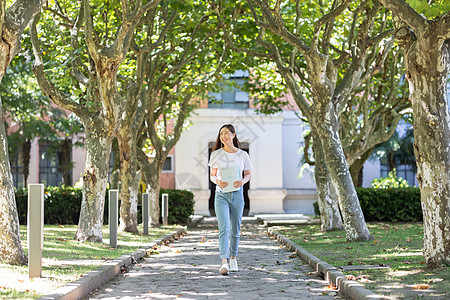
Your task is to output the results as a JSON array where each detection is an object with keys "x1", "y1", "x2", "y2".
[{"x1": 89, "y1": 224, "x2": 343, "y2": 299}]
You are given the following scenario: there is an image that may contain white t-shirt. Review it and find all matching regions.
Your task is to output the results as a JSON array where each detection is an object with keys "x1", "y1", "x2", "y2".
[{"x1": 208, "y1": 148, "x2": 253, "y2": 193}]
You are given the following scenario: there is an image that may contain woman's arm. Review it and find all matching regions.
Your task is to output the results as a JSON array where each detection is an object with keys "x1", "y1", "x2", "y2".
[
  {"x1": 210, "y1": 167, "x2": 228, "y2": 188},
  {"x1": 233, "y1": 170, "x2": 251, "y2": 188}
]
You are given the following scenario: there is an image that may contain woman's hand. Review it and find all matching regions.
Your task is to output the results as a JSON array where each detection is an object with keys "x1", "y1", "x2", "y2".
[
  {"x1": 217, "y1": 180, "x2": 228, "y2": 188},
  {"x1": 233, "y1": 180, "x2": 243, "y2": 188}
]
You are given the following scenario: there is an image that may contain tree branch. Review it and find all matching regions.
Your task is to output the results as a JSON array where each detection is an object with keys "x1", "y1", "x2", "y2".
[
  {"x1": 70, "y1": 2, "x2": 88, "y2": 86},
  {"x1": 368, "y1": 29, "x2": 395, "y2": 47},
  {"x1": 0, "y1": 0, "x2": 42, "y2": 80},
  {"x1": 215, "y1": 1, "x2": 271, "y2": 58},
  {"x1": 377, "y1": 0, "x2": 426, "y2": 33},
  {"x1": 43, "y1": 4, "x2": 73, "y2": 27},
  {"x1": 250, "y1": 0, "x2": 310, "y2": 54},
  {"x1": 31, "y1": 13, "x2": 88, "y2": 117},
  {"x1": 312, "y1": 0, "x2": 352, "y2": 48},
  {"x1": 438, "y1": 12, "x2": 450, "y2": 40},
  {"x1": 82, "y1": 0, "x2": 99, "y2": 62}
]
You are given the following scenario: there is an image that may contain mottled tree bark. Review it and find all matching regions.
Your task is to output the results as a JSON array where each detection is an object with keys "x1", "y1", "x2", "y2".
[
  {"x1": 0, "y1": 0, "x2": 41, "y2": 265},
  {"x1": 312, "y1": 131, "x2": 343, "y2": 231},
  {"x1": 0, "y1": 101, "x2": 27, "y2": 265},
  {"x1": 117, "y1": 134, "x2": 139, "y2": 233},
  {"x1": 378, "y1": 0, "x2": 450, "y2": 267},
  {"x1": 311, "y1": 106, "x2": 372, "y2": 241},
  {"x1": 74, "y1": 119, "x2": 112, "y2": 242},
  {"x1": 407, "y1": 40, "x2": 450, "y2": 266}
]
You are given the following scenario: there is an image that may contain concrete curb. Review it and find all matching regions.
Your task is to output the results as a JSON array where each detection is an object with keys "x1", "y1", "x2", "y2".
[
  {"x1": 39, "y1": 227, "x2": 187, "y2": 300},
  {"x1": 268, "y1": 229, "x2": 387, "y2": 300}
]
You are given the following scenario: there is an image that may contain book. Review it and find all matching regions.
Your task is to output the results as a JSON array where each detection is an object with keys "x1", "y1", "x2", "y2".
[{"x1": 220, "y1": 164, "x2": 240, "y2": 193}]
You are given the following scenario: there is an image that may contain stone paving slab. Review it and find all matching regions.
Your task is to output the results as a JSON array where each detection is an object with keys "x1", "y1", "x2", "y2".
[{"x1": 90, "y1": 225, "x2": 343, "y2": 299}]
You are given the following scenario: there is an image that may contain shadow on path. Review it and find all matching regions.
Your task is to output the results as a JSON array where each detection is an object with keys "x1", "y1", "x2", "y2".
[{"x1": 90, "y1": 224, "x2": 343, "y2": 299}]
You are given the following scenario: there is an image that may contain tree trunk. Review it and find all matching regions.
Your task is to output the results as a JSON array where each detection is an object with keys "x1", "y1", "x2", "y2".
[
  {"x1": 137, "y1": 148, "x2": 164, "y2": 226},
  {"x1": 60, "y1": 138, "x2": 71, "y2": 186},
  {"x1": 75, "y1": 119, "x2": 112, "y2": 242},
  {"x1": 0, "y1": 103, "x2": 27, "y2": 265},
  {"x1": 312, "y1": 131, "x2": 343, "y2": 231},
  {"x1": 406, "y1": 40, "x2": 450, "y2": 267},
  {"x1": 22, "y1": 139, "x2": 30, "y2": 186},
  {"x1": 117, "y1": 134, "x2": 139, "y2": 234},
  {"x1": 312, "y1": 107, "x2": 373, "y2": 241},
  {"x1": 388, "y1": 152, "x2": 396, "y2": 172},
  {"x1": 0, "y1": 0, "x2": 42, "y2": 265},
  {"x1": 349, "y1": 148, "x2": 373, "y2": 187},
  {"x1": 147, "y1": 170, "x2": 161, "y2": 226}
]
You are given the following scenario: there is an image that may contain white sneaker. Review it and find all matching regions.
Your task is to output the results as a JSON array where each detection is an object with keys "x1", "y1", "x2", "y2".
[
  {"x1": 219, "y1": 263, "x2": 229, "y2": 275},
  {"x1": 229, "y1": 259, "x2": 239, "y2": 272}
]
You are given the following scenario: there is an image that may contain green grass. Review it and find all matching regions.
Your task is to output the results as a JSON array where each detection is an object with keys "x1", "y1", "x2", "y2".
[
  {"x1": 0, "y1": 224, "x2": 176, "y2": 299},
  {"x1": 277, "y1": 223, "x2": 450, "y2": 299}
]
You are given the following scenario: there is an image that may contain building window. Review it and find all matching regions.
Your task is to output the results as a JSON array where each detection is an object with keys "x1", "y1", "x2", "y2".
[
  {"x1": 10, "y1": 152, "x2": 24, "y2": 188},
  {"x1": 162, "y1": 155, "x2": 174, "y2": 173},
  {"x1": 380, "y1": 157, "x2": 417, "y2": 187},
  {"x1": 39, "y1": 142, "x2": 64, "y2": 186},
  {"x1": 209, "y1": 70, "x2": 249, "y2": 109}
]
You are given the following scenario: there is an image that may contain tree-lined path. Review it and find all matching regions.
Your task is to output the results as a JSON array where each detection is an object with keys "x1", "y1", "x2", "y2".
[{"x1": 89, "y1": 224, "x2": 342, "y2": 299}]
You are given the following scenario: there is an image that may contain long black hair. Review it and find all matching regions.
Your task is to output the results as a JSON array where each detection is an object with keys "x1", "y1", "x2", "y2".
[{"x1": 212, "y1": 124, "x2": 241, "y2": 151}]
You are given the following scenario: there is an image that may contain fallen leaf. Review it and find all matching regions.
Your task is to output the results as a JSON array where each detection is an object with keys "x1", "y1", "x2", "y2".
[
  {"x1": 147, "y1": 291, "x2": 152, "y2": 293},
  {"x1": 324, "y1": 284, "x2": 337, "y2": 290},
  {"x1": 345, "y1": 275, "x2": 357, "y2": 281},
  {"x1": 413, "y1": 284, "x2": 429, "y2": 290},
  {"x1": 175, "y1": 249, "x2": 182, "y2": 253}
]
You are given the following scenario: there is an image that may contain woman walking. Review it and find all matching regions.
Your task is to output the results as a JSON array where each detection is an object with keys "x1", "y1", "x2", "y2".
[{"x1": 208, "y1": 124, "x2": 252, "y2": 275}]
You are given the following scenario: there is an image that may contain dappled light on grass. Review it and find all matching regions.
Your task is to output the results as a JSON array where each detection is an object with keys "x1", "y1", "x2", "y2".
[
  {"x1": 277, "y1": 223, "x2": 450, "y2": 299},
  {"x1": 0, "y1": 224, "x2": 174, "y2": 299}
]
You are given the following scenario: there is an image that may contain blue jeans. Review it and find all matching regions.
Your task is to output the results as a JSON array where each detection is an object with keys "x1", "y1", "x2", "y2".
[{"x1": 214, "y1": 188, "x2": 245, "y2": 260}]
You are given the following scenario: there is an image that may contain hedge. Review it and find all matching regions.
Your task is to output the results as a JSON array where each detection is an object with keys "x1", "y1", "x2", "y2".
[
  {"x1": 15, "y1": 186, "x2": 194, "y2": 225},
  {"x1": 314, "y1": 187, "x2": 422, "y2": 222}
]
